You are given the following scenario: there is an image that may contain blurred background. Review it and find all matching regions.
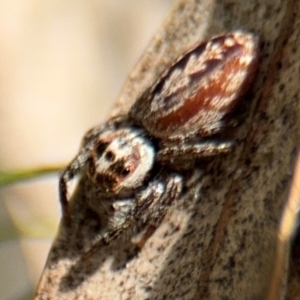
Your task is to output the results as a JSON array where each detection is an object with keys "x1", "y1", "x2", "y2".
[{"x1": 0, "y1": 1, "x2": 173, "y2": 299}]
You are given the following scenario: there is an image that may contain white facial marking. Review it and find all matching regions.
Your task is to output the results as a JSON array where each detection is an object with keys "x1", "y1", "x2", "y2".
[{"x1": 93, "y1": 127, "x2": 155, "y2": 192}]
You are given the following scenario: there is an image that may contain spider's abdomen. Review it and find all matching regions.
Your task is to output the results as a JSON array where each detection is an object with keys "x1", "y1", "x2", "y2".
[{"x1": 130, "y1": 32, "x2": 258, "y2": 140}]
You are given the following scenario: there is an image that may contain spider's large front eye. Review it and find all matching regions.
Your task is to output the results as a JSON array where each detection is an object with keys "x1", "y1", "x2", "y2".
[
  {"x1": 114, "y1": 162, "x2": 131, "y2": 177},
  {"x1": 105, "y1": 151, "x2": 115, "y2": 162},
  {"x1": 95, "y1": 142, "x2": 109, "y2": 158},
  {"x1": 120, "y1": 167, "x2": 130, "y2": 177}
]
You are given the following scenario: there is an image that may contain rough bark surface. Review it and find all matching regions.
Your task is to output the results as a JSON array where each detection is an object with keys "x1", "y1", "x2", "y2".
[{"x1": 35, "y1": 0, "x2": 300, "y2": 299}]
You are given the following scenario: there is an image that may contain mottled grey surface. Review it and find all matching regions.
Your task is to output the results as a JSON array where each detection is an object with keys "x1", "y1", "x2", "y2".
[{"x1": 35, "y1": 0, "x2": 300, "y2": 299}]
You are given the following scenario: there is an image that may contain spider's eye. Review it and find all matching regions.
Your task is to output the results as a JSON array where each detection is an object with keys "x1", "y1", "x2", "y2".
[
  {"x1": 95, "y1": 142, "x2": 108, "y2": 157},
  {"x1": 114, "y1": 163, "x2": 131, "y2": 177},
  {"x1": 105, "y1": 151, "x2": 115, "y2": 161},
  {"x1": 120, "y1": 167, "x2": 130, "y2": 177}
]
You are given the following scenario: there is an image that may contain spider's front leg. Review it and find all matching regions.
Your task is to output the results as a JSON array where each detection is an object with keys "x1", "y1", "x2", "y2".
[
  {"x1": 59, "y1": 118, "x2": 125, "y2": 221},
  {"x1": 59, "y1": 154, "x2": 88, "y2": 221},
  {"x1": 133, "y1": 173, "x2": 182, "y2": 248},
  {"x1": 83, "y1": 173, "x2": 182, "y2": 258},
  {"x1": 157, "y1": 139, "x2": 234, "y2": 169}
]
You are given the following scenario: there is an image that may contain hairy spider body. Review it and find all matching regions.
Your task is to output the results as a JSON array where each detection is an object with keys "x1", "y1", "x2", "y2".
[{"x1": 59, "y1": 32, "x2": 258, "y2": 254}]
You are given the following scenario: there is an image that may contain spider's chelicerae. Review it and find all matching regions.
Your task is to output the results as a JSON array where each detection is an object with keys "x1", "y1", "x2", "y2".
[{"x1": 59, "y1": 32, "x2": 258, "y2": 254}]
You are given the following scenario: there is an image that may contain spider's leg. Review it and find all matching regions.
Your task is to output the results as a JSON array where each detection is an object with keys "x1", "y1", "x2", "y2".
[
  {"x1": 82, "y1": 174, "x2": 182, "y2": 258},
  {"x1": 157, "y1": 140, "x2": 234, "y2": 168}
]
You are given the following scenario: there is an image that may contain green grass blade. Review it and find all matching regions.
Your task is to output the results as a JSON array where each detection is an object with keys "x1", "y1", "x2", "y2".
[{"x1": 0, "y1": 165, "x2": 64, "y2": 186}]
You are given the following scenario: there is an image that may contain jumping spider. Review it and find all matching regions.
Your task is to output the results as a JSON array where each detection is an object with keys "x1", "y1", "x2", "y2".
[{"x1": 59, "y1": 32, "x2": 258, "y2": 255}]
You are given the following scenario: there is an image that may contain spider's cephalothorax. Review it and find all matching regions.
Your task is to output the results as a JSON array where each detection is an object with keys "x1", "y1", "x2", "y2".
[
  {"x1": 86, "y1": 126, "x2": 155, "y2": 195},
  {"x1": 59, "y1": 31, "x2": 259, "y2": 253}
]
